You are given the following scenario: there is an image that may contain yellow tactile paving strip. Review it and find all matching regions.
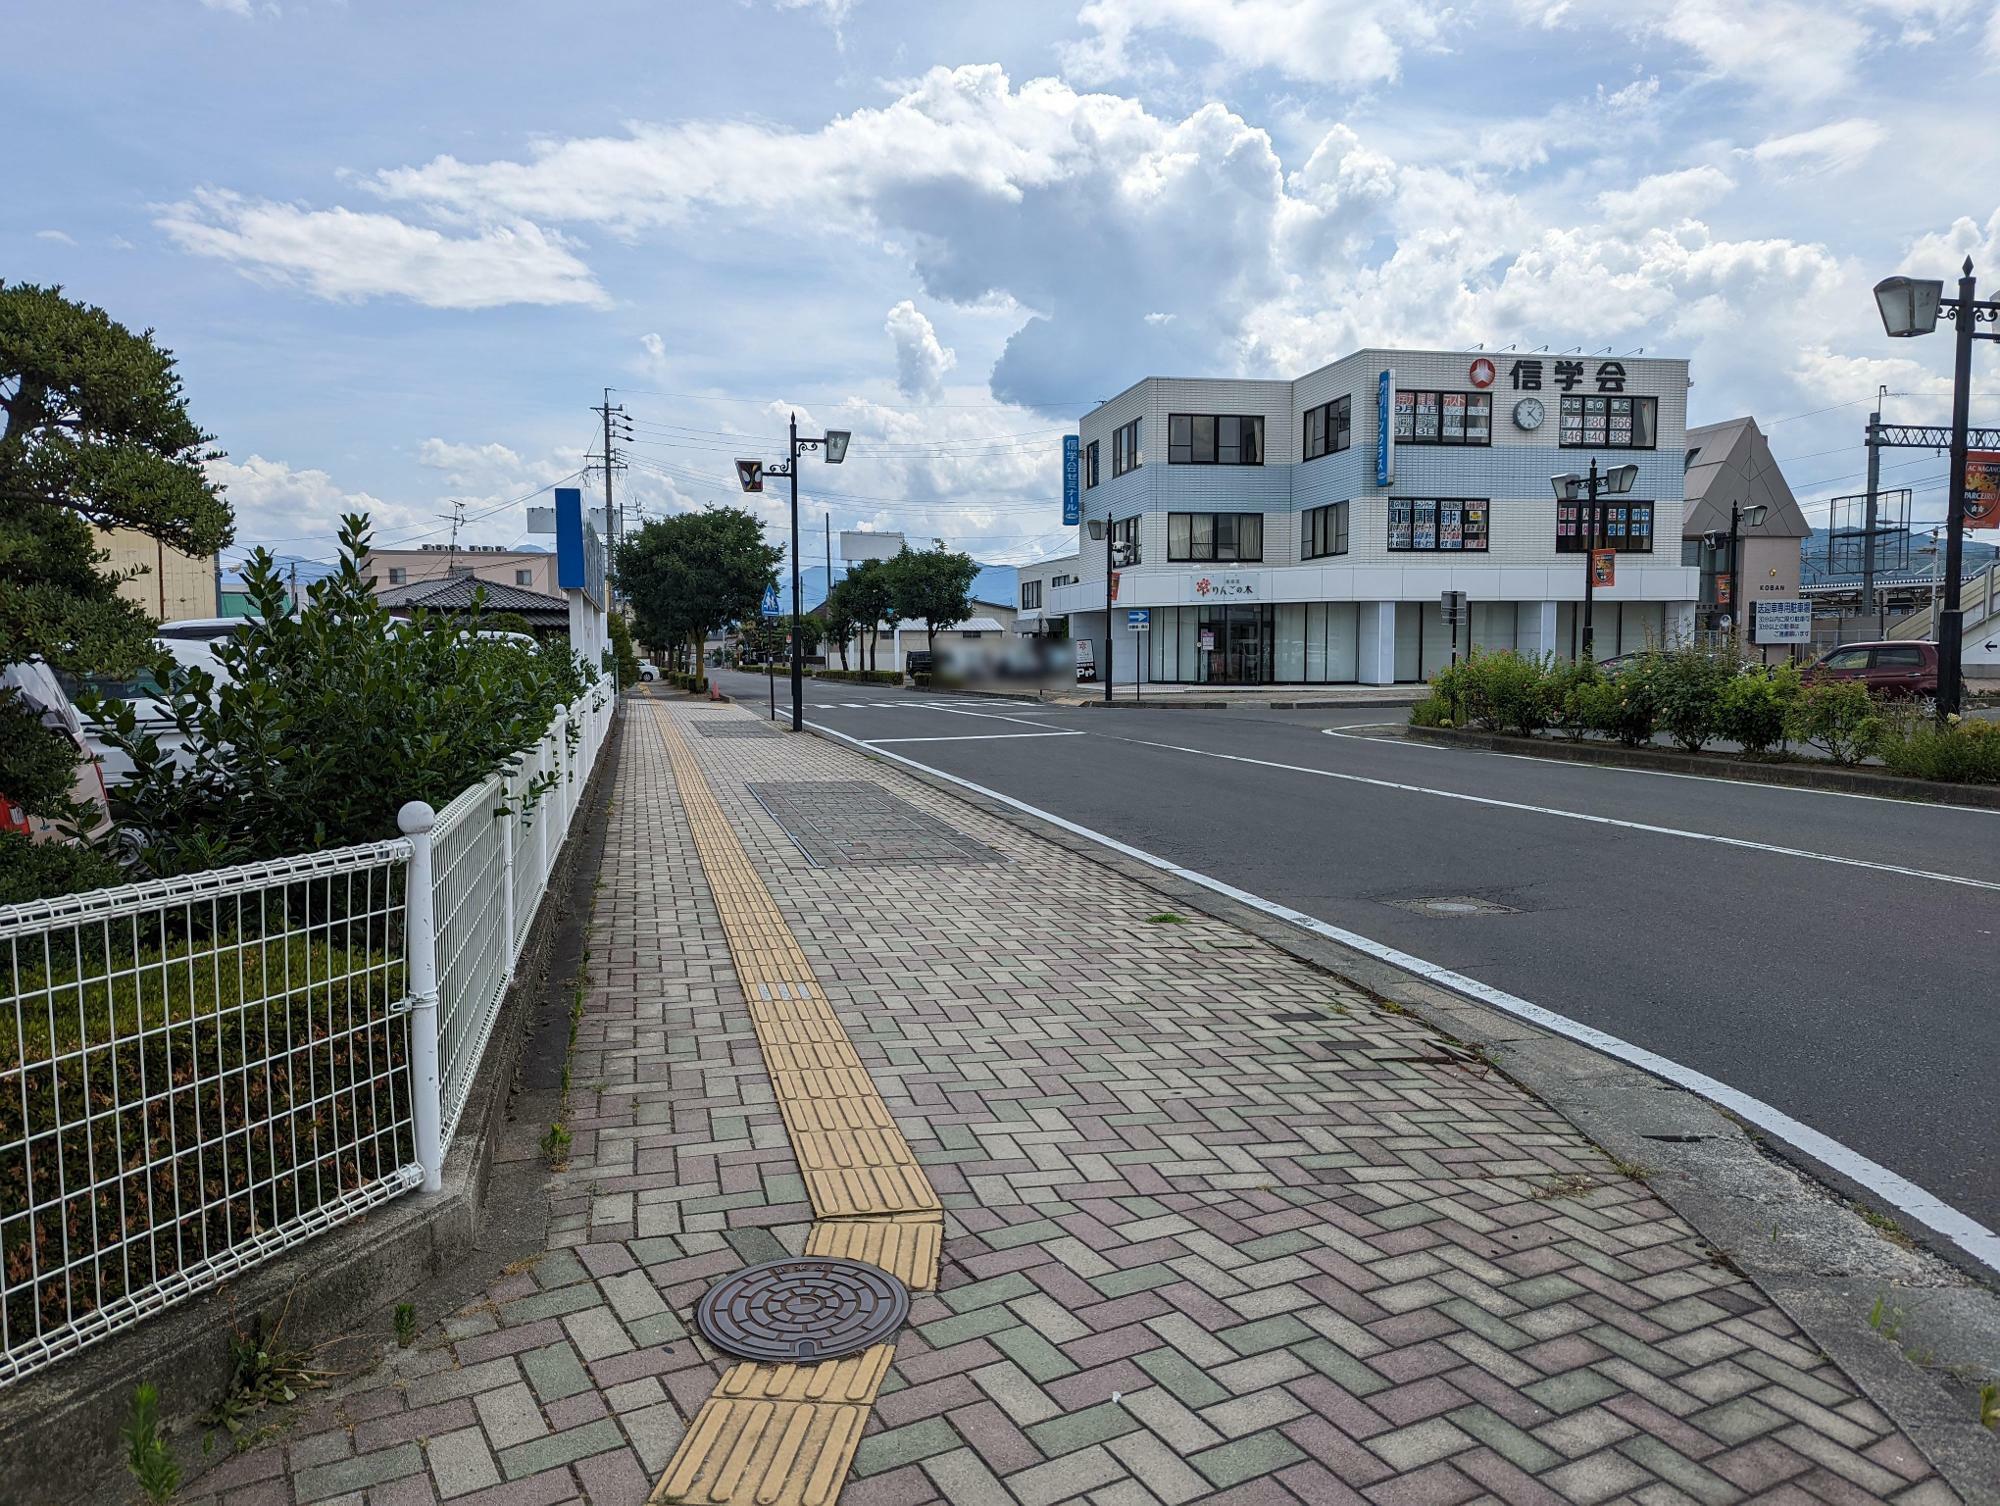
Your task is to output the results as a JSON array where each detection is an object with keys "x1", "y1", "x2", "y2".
[{"x1": 649, "y1": 708, "x2": 941, "y2": 1506}]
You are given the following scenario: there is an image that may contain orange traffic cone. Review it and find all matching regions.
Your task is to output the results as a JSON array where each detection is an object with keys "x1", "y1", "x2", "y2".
[{"x1": 709, "y1": 681, "x2": 722, "y2": 701}]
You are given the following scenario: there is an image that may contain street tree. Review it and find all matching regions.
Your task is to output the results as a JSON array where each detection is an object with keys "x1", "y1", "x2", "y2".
[
  {"x1": 821, "y1": 576, "x2": 858, "y2": 671},
  {"x1": 1, "y1": 281, "x2": 233, "y2": 895},
  {"x1": 617, "y1": 507, "x2": 781, "y2": 676},
  {"x1": 842, "y1": 557, "x2": 896, "y2": 671},
  {"x1": 884, "y1": 544, "x2": 981, "y2": 657}
]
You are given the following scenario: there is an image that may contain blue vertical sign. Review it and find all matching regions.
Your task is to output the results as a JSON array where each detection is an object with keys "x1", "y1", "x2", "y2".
[
  {"x1": 1375, "y1": 369, "x2": 1395, "y2": 488},
  {"x1": 554, "y1": 488, "x2": 605, "y2": 609},
  {"x1": 1062, "y1": 435, "x2": 1081, "y2": 527}
]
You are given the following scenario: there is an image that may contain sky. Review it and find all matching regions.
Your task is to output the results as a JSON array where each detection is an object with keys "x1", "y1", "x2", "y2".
[{"x1": 9, "y1": 0, "x2": 2000, "y2": 577}]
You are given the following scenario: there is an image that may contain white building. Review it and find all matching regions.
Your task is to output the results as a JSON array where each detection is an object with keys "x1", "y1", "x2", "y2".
[
  {"x1": 1014, "y1": 552, "x2": 1079, "y2": 637},
  {"x1": 1051, "y1": 348, "x2": 1701, "y2": 685}
]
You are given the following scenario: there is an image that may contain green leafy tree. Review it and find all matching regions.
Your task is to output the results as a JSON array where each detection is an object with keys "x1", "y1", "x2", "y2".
[
  {"x1": 95, "y1": 516, "x2": 590, "y2": 876},
  {"x1": 607, "y1": 610, "x2": 643, "y2": 688},
  {"x1": 1, "y1": 282, "x2": 232, "y2": 890},
  {"x1": 821, "y1": 577, "x2": 858, "y2": 671},
  {"x1": 617, "y1": 507, "x2": 781, "y2": 675},
  {"x1": 841, "y1": 558, "x2": 895, "y2": 671},
  {"x1": 882, "y1": 544, "x2": 980, "y2": 656}
]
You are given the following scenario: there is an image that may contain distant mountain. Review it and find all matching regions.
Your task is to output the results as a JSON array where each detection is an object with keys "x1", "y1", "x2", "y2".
[{"x1": 1800, "y1": 526, "x2": 1998, "y2": 585}]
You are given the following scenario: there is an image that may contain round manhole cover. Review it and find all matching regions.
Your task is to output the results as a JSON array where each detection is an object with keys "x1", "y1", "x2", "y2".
[{"x1": 694, "y1": 1256, "x2": 910, "y2": 1363}]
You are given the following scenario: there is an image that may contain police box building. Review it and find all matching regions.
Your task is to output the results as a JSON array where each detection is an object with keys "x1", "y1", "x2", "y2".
[{"x1": 1049, "y1": 348, "x2": 1701, "y2": 685}]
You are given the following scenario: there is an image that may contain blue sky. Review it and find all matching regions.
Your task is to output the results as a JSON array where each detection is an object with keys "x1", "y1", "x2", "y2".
[{"x1": 8, "y1": 0, "x2": 2000, "y2": 574}]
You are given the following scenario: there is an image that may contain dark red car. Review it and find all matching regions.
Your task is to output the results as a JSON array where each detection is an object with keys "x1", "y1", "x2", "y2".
[{"x1": 1805, "y1": 640, "x2": 1939, "y2": 698}]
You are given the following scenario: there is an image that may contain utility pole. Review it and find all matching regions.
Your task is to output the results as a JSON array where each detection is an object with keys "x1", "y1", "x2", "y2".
[
  {"x1": 442, "y1": 499, "x2": 466, "y2": 574},
  {"x1": 594, "y1": 389, "x2": 633, "y2": 596},
  {"x1": 1862, "y1": 386, "x2": 1883, "y2": 626}
]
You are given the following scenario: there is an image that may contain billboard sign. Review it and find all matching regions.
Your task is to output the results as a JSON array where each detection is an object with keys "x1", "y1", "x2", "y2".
[
  {"x1": 1590, "y1": 548, "x2": 1616, "y2": 589},
  {"x1": 1063, "y1": 435, "x2": 1081, "y2": 527},
  {"x1": 1968, "y1": 451, "x2": 2000, "y2": 529},
  {"x1": 1376, "y1": 369, "x2": 1395, "y2": 487},
  {"x1": 554, "y1": 487, "x2": 605, "y2": 610}
]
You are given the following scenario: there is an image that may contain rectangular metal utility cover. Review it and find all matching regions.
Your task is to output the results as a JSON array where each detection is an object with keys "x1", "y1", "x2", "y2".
[{"x1": 747, "y1": 782, "x2": 1005, "y2": 868}]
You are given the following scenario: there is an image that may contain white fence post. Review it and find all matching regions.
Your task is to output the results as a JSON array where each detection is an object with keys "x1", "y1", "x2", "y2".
[
  {"x1": 500, "y1": 780, "x2": 517, "y2": 972},
  {"x1": 555, "y1": 702, "x2": 571, "y2": 832},
  {"x1": 399, "y1": 799, "x2": 445, "y2": 1193}
]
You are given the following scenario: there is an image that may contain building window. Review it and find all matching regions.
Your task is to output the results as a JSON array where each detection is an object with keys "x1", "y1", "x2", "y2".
[
  {"x1": 1021, "y1": 580, "x2": 1043, "y2": 610},
  {"x1": 388, "y1": 567, "x2": 407, "y2": 585},
  {"x1": 1302, "y1": 397, "x2": 1351, "y2": 461},
  {"x1": 1051, "y1": 574, "x2": 1074, "y2": 589},
  {"x1": 1168, "y1": 512, "x2": 1263, "y2": 562},
  {"x1": 1085, "y1": 440, "x2": 1100, "y2": 488},
  {"x1": 1392, "y1": 391, "x2": 1492, "y2": 446},
  {"x1": 1684, "y1": 446, "x2": 1701, "y2": 470},
  {"x1": 1109, "y1": 515, "x2": 1141, "y2": 566},
  {"x1": 960, "y1": 630, "x2": 983, "y2": 639},
  {"x1": 1560, "y1": 395, "x2": 1658, "y2": 449},
  {"x1": 1167, "y1": 414, "x2": 1265, "y2": 465},
  {"x1": 515, "y1": 568, "x2": 534, "y2": 586},
  {"x1": 1557, "y1": 500, "x2": 1655, "y2": 553},
  {"x1": 1302, "y1": 502, "x2": 1349, "y2": 560},
  {"x1": 1387, "y1": 499, "x2": 1489, "y2": 552},
  {"x1": 1112, "y1": 419, "x2": 1142, "y2": 477}
]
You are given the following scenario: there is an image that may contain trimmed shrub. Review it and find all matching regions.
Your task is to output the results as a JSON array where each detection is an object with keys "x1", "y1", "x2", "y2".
[
  {"x1": 1716, "y1": 665, "x2": 1801, "y2": 755},
  {"x1": 0, "y1": 833, "x2": 126, "y2": 908},
  {"x1": 813, "y1": 669, "x2": 904, "y2": 685},
  {"x1": 1544, "y1": 660, "x2": 1601, "y2": 741},
  {"x1": 1878, "y1": 717, "x2": 2000, "y2": 783},
  {"x1": 1579, "y1": 656, "x2": 1662, "y2": 746},
  {"x1": 1446, "y1": 651, "x2": 1551, "y2": 737},
  {"x1": 1408, "y1": 694, "x2": 1452, "y2": 728},
  {"x1": 1650, "y1": 645, "x2": 1735, "y2": 752},
  {"x1": 2, "y1": 930, "x2": 410, "y2": 1347},
  {"x1": 1786, "y1": 679, "x2": 1883, "y2": 765}
]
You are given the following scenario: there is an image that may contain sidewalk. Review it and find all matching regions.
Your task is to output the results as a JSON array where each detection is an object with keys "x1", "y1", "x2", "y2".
[{"x1": 183, "y1": 697, "x2": 1955, "y2": 1506}]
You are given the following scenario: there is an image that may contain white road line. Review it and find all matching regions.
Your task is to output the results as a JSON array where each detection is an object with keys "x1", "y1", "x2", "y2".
[
  {"x1": 1322, "y1": 728, "x2": 2000, "y2": 815},
  {"x1": 807, "y1": 719, "x2": 2000, "y2": 1277},
  {"x1": 866, "y1": 731, "x2": 1087, "y2": 745},
  {"x1": 1115, "y1": 734, "x2": 2000, "y2": 893}
]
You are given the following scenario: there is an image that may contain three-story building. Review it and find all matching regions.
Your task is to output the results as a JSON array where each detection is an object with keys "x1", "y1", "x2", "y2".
[{"x1": 1050, "y1": 348, "x2": 1700, "y2": 684}]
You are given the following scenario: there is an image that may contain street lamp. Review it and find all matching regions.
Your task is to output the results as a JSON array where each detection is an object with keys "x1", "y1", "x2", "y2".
[
  {"x1": 1872, "y1": 257, "x2": 1999, "y2": 717},
  {"x1": 738, "y1": 416, "x2": 850, "y2": 731},
  {"x1": 1552, "y1": 459, "x2": 1637, "y2": 664}
]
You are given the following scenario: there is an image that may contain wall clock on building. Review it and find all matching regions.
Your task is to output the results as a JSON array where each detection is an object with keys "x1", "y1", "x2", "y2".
[{"x1": 1513, "y1": 397, "x2": 1546, "y2": 431}]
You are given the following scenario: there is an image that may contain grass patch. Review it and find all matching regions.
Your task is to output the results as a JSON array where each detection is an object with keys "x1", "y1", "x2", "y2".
[{"x1": 1144, "y1": 912, "x2": 1189, "y2": 925}]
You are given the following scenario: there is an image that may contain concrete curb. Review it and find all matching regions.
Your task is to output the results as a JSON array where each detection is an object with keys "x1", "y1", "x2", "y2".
[
  {"x1": 1408, "y1": 723, "x2": 2000, "y2": 808},
  {"x1": 0, "y1": 714, "x2": 623, "y2": 1506},
  {"x1": 815, "y1": 725, "x2": 2000, "y2": 1504}
]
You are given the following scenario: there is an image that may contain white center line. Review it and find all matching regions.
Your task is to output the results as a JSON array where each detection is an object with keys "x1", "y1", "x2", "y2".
[{"x1": 1112, "y1": 734, "x2": 2000, "y2": 893}]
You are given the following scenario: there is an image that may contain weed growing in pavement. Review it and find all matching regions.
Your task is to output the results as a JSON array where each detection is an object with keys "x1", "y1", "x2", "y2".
[
  {"x1": 541, "y1": 1121, "x2": 573, "y2": 1168},
  {"x1": 1608, "y1": 1157, "x2": 1653, "y2": 1183},
  {"x1": 124, "y1": 1383, "x2": 178, "y2": 1503},
  {"x1": 393, "y1": 1303, "x2": 418, "y2": 1348},
  {"x1": 1858, "y1": 1205, "x2": 1915, "y2": 1248},
  {"x1": 203, "y1": 1306, "x2": 324, "y2": 1442},
  {"x1": 1867, "y1": 1293, "x2": 1907, "y2": 1343},
  {"x1": 1979, "y1": 1382, "x2": 1998, "y2": 1430},
  {"x1": 1144, "y1": 912, "x2": 1188, "y2": 924}
]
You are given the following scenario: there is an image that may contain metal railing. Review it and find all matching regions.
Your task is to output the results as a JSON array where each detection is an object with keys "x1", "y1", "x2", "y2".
[{"x1": 0, "y1": 688, "x2": 612, "y2": 1385}]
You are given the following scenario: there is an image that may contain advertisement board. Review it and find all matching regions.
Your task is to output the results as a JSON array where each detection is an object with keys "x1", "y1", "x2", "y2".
[
  {"x1": 1590, "y1": 549, "x2": 1615, "y2": 589},
  {"x1": 1376, "y1": 369, "x2": 1395, "y2": 487},
  {"x1": 554, "y1": 487, "x2": 606, "y2": 611},
  {"x1": 1063, "y1": 435, "x2": 1081, "y2": 527},
  {"x1": 1968, "y1": 451, "x2": 2000, "y2": 529},
  {"x1": 1753, "y1": 599, "x2": 1813, "y2": 645}
]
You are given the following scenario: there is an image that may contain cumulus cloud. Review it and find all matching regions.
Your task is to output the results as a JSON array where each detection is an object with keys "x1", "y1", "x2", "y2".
[
  {"x1": 1749, "y1": 119, "x2": 1887, "y2": 177},
  {"x1": 156, "y1": 190, "x2": 606, "y2": 309},
  {"x1": 1596, "y1": 165, "x2": 1735, "y2": 229},
  {"x1": 884, "y1": 301, "x2": 956, "y2": 401},
  {"x1": 199, "y1": 0, "x2": 253, "y2": 14},
  {"x1": 208, "y1": 454, "x2": 423, "y2": 553},
  {"x1": 1062, "y1": 0, "x2": 1444, "y2": 88}
]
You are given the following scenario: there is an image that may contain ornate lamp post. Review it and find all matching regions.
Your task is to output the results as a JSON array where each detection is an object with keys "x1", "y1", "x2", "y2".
[
  {"x1": 1551, "y1": 459, "x2": 1638, "y2": 663},
  {"x1": 738, "y1": 417, "x2": 851, "y2": 730}
]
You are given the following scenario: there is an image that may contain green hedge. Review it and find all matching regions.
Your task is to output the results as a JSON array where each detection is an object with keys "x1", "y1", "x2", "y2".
[
  {"x1": 1878, "y1": 716, "x2": 2000, "y2": 782},
  {"x1": 2, "y1": 933, "x2": 412, "y2": 1348},
  {"x1": 813, "y1": 669, "x2": 903, "y2": 685}
]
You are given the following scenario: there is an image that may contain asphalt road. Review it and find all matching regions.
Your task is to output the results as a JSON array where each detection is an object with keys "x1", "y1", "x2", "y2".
[{"x1": 711, "y1": 668, "x2": 2000, "y2": 1255}]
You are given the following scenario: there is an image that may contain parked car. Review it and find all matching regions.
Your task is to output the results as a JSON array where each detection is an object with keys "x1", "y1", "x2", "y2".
[
  {"x1": 638, "y1": 662, "x2": 658, "y2": 682},
  {"x1": 1804, "y1": 640, "x2": 1939, "y2": 698}
]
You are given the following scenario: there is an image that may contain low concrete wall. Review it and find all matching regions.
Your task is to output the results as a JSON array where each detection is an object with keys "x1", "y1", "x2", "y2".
[
  {"x1": 1406, "y1": 723, "x2": 2000, "y2": 808},
  {"x1": 0, "y1": 714, "x2": 621, "y2": 1506}
]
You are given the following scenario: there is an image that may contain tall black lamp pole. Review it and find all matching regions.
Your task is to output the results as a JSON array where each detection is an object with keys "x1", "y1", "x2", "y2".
[
  {"x1": 738, "y1": 419, "x2": 851, "y2": 732},
  {"x1": 1874, "y1": 258, "x2": 1999, "y2": 719}
]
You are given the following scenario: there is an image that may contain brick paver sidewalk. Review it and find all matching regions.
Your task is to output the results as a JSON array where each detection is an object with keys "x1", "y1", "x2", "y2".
[{"x1": 182, "y1": 701, "x2": 1954, "y2": 1506}]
